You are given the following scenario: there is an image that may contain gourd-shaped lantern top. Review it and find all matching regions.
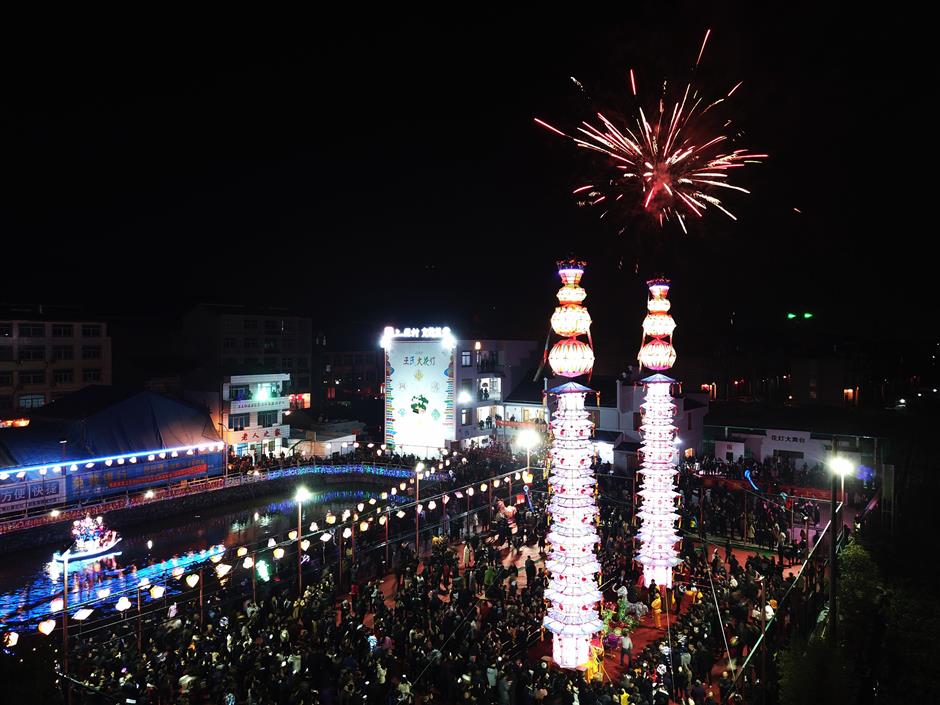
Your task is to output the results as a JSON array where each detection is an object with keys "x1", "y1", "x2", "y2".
[
  {"x1": 549, "y1": 259, "x2": 595, "y2": 379},
  {"x1": 638, "y1": 278, "x2": 677, "y2": 372}
]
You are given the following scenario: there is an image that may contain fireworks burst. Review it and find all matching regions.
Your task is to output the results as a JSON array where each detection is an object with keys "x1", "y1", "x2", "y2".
[{"x1": 535, "y1": 30, "x2": 766, "y2": 233}]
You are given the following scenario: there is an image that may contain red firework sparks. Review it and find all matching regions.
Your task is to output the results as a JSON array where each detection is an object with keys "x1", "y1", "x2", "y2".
[{"x1": 536, "y1": 30, "x2": 766, "y2": 233}]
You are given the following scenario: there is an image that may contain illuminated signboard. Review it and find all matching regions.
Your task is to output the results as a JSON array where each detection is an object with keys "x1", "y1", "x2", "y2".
[{"x1": 382, "y1": 326, "x2": 456, "y2": 455}]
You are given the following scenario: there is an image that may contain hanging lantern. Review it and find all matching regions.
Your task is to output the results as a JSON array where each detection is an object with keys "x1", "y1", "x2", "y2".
[
  {"x1": 185, "y1": 574, "x2": 199, "y2": 588},
  {"x1": 288, "y1": 530, "x2": 298, "y2": 541},
  {"x1": 549, "y1": 339, "x2": 595, "y2": 378},
  {"x1": 242, "y1": 557, "x2": 254, "y2": 569},
  {"x1": 216, "y1": 563, "x2": 232, "y2": 577},
  {"x1": 360, "y1": 521, "x2": 369, "y2": 532},
  {"x1": 273, "y1": 547, "x2": 285, "y2": 559},
  {"x1": 642, "y1": 312, "x2": 676, "y2": 338},
  {"x1": 551, "y1": 305, "x2": 592, "y2": 337},
  {"x1": 237, "y1": 546, "x2": 248, "y2": 557},
  {"x1": 115, "y1": 597, "x2": 132, "y2": 612},
  {"x1": 326, "y1": 513, "x2": 336, "y2": 524},
  {"x1": 638, "y1": 339, "x2": 677, "y2": 371},
  {"x1": 38, "y1": 620, "x2": 56, "y2": 635},
  {"x1": 342, "y1": 528, "x2": 352, "y2": 539},
  {"x1": 150, "y1": 586, "x2": 165, "y2": 599},
  {"x1": 319, "y1": 533, "x2": 332, "y2": 543}
]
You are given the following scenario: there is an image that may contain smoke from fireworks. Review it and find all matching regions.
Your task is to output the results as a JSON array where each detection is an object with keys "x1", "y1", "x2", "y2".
[{"x1": 535, "y1": 30, "x2": 766, "y2": 233}]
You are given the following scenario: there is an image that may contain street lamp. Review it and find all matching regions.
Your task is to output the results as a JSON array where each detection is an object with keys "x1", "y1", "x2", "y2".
[
  {"x1": 295, "y1": 486, "x2": 311, "y2": 594},
  {"x1": 828, "y1": 454, "x2": 853, "y2": 646},
  {"x1": 517, "y1": 428, "x2": 539, "y2": 473},
  {"x1": 414, "y1": 462, "x2": 425, "y2": 554}
]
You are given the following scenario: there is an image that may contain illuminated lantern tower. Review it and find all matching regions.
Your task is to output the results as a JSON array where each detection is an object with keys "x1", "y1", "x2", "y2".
[
  {"x1": 636, "y1": 278, "x2": 681, "y2": 587},
  {"x1": 542, "y1": 259, "x2": 603, "y2": 669}
]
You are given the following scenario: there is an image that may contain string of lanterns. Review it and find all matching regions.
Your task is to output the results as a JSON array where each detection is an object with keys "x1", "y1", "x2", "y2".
[{"x1": 10, "y1": 454, "x2": 538, "y2": 645}]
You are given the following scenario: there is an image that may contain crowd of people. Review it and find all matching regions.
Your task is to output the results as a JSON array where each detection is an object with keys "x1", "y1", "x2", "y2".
[{"x1": 64, "y1": 449, "x2": 845, "y2": 705}]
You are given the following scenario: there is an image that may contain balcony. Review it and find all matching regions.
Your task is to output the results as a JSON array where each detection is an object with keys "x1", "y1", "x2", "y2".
[{"x1": 229, "y1": 396, "x2": 288, "y2": 413}]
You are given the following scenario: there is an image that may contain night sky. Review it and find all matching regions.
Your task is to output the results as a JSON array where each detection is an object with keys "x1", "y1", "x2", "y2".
[{"x1": 1, "y1": 8, "x2": 926, "y2": 360}]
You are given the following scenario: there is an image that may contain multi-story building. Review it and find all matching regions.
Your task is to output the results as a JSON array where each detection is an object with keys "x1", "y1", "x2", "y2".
[
  {"x1": 380, "y1": 325, "x2": 539, "y2": 453},
  {"x1": 451, "y1": 338, "x2": 541, "y2": 447},
  {"x1": 217, "y1": 373, "x2": 293, "y2": 458},
  {"x1": 503, "y1": 369, "x2": 708, "y2": 468},
  {"x1": 1, "y1": 310, "x2": 112, "y2": 415},
  {"x1": 321, "y1": 349, "x2": 385, "y2": 401},
  {"x1": 181, "y1": 304, "x2": 313, "y2": 405}
]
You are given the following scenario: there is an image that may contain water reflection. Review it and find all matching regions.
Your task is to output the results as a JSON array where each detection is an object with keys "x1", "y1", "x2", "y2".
[{"x1": 0, "y1": 484, "x2": 394, "y2": 631}]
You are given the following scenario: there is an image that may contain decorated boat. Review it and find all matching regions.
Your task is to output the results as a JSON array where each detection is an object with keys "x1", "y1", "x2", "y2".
[{"x1": 53, "y1": 515, "x2": 121, "y2": 563}]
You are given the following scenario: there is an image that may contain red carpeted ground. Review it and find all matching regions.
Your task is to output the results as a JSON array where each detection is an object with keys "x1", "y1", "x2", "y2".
[{"x1": 349, "y1": 530, "x2": 795, "y2": 702}]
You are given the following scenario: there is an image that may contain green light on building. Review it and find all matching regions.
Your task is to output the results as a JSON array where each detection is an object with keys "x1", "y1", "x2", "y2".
[
  {"x1": 787, "y1": 313, "x2": 797, "y2": 319},
  {"x1": 803, "y1": 312, "x2": 814, "y2": 319}
]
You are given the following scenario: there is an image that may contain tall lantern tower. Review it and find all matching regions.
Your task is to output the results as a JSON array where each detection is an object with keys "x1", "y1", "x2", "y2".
[
  {"x1": 636, "y1": 278, "x2": 682, "y2": 588},
  {"x1": 542, "y1": 259, "x2": 604, "y2": 669}
]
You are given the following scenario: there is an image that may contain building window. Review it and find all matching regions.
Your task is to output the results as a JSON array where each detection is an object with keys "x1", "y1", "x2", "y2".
[
  {"x1": 243, "y1": 338, "x2": 258, "y2": 349},
  {"x1": 0, "y1": 395, "x2": 12, "y2": 410},
  {"x1": 257, "y1": 410, "x2": 279, "y2": 427},
  {"x1": 0, "y1": 347, "x2": 12, "y2": 362},
  {"x1": 223, "y1": 338, "x2": 237, "y2": 349},
  {"x1": 297, "y1": 375, "x2": 310, "y2": 389},
  {"x1": 18, "y1": 323, "x2": 45, "y2": 337},
  {"x1": 53, "y1": 345, "x2": 74, "y2": 361},
  {"x1": 282, "y1": 357, "x2": 293, "y2": 369},
  {"x1": 18, "y1": 393, "x2": 45, "y2": 409},
  {"x1": 19, "y1": 345, "x2": 45, "y2": 361},
  {"x1": 461, "y1": 351, "x2": 472, "y2": 367},
  {"x1": 244, "y1": 319, "x2": 257, "y2": 331},
  {"x1": 264, "y1": 358, "x2": 278, "y2": 371},
  {"x1": 230, "y1": 385, "x2": 250, "y2": 401},
  {"x1": 81, "y1": 324, "x2": 102, "y2": 337},
  {"x1": 263, "y1": 338, "x2": 278, "y2": 352},
  {"x1": 52, "y1": 324, "x2": 74, "y2": 337},
  {"x1": 298, "y1": 356, "x2": 309, "y2": 369},
  {"x1": 843, "y1": 388, "x2": 855, "y2": 404},
  {"x1": 461, "y1": 408, "x2": 470, "y2": 426},
  {"x1": 19, "y1": 370, "x2": 45, "y2": 385},
  {"x1": 81, "y1": 345, "x2": 102, "y2": 360},
  {"x1": 83, "y1": 368, "x2": 102, "y2": 383},
  {"x1": 688, "y1": 414, "x2": 693, "y2": 431},
  {"x1": 228, "y1": 413, "x2": 250, "y2": 431},
  {"x1": 0, "y1": 371, "x2": 12, "y2": 386},
  {"x1": 0, "y1": 323, "x2": 12, "y2": 337},
  {"x1": 264, "y1": 320, "x2": 280, "y2": 334},
  {"x1": 54, "y1": 369, "x2": 75, "y2": 384}
]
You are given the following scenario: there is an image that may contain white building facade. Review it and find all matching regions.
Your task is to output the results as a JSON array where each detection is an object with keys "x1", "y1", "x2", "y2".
[
  {"x1": 381, "y1": 326, "x2": 540, "y2": 454},
  {"x1": 503, "y1": 372, "x2": 708, "y2": 468},
  {"x1": 220, "y1": 373, "x2": 292, "y2": 458}
]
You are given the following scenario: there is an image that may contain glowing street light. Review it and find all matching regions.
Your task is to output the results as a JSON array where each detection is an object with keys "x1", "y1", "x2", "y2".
[
  {"x1": 295, "y1": 486, "x2": 311, "y2": 594},
  {"x1": 517, "y1": 428, "x2": 540, "y2": 473}
]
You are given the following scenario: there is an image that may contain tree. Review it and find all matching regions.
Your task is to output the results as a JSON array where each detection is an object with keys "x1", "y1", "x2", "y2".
[
  {"x1": 777, "y1": 635, "x2": 851, "y2": 705},
  {"x1": 838, "y1": 542, "x2": 883, "y2": 650}
]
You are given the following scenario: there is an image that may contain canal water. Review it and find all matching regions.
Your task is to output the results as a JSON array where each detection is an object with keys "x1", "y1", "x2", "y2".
[{"x1": 0, "y1": 481, "x2": 394, "y2": 632}]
